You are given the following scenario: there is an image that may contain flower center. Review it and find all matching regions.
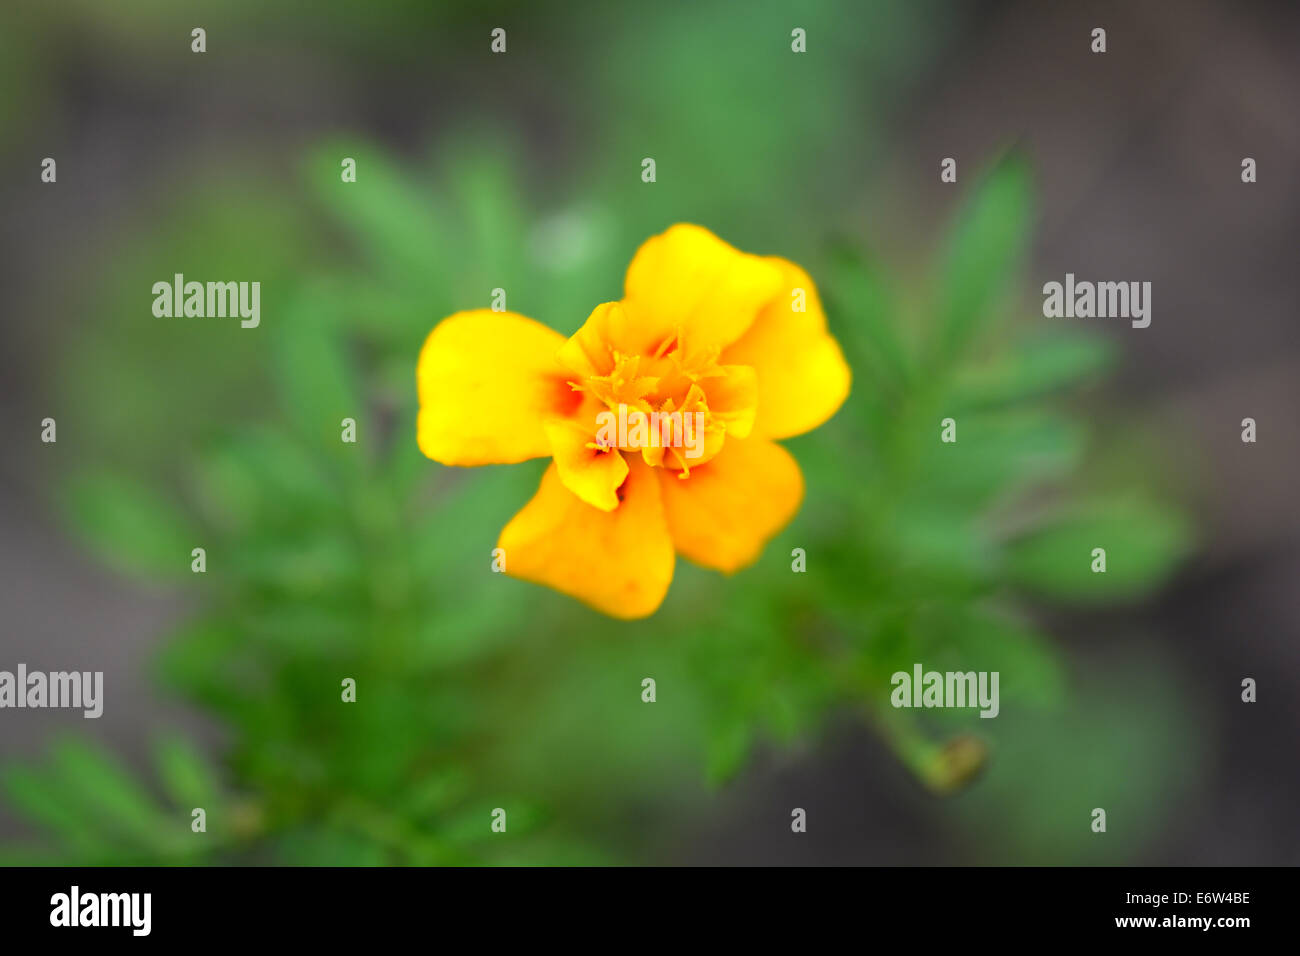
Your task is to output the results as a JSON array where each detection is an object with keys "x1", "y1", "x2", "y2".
[{"x1": 571, "y1": 331, "x2": 731, "y2": 473}]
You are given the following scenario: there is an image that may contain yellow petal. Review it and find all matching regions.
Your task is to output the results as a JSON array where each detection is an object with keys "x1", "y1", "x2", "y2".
[
  {"x1": 700, "y1": 364, "x2": 758, "y2": 439},
  {"x1": 721, "y1": 258, "x2": 851, "y2": 439},
  {"x1": 657, "y1": 436, "x2": 804, "y2": 573},
  {"x1": 544, "y1": 417, "x2": 628, "y2": 512},
  {"x1": 416, "y1": 310, "x2": 580, "y2": 465},
  {"x1": 622, "y1": 224, "x2": 784, "y2": 353},
  {"x1": 499, "y1": 458, "x2": 674, "y2": 619},
  {"x1": 658, "y1": 384, "x2": 727, "y2": 472},
  {"x1": 557, "y1": 301, "x2": 632, "y2": 378}
]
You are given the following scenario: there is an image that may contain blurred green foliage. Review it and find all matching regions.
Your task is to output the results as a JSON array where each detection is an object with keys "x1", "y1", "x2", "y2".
[
  {"x1": 3, "y1": 147, "x2": 1194, "y2": 866},
  {"x1": 1, "y1": 0, "x2": 1196, "y2": 865}
]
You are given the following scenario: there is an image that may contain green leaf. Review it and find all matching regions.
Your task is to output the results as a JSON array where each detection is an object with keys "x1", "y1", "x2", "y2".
[
  {"x1": 274, "y1": 827, "x2": 391, "y2": 867},
  {"x1": 890, "y1": 504, "x2": 990, "y2": 582},
  {"x1": 385, "y1": 405, "x2": 425, "y2": 499},
  {"x1": 303, "y1": 141, "x2": 449, "y2": 296},
  {"x1": 952, "y1": 332, "x2": 1116, "y2": 409},
  {"x1": 1, "y1": 765, "x2": 110, "y2": 858},
  {"x1": 704, "y1": 719, "x2": 753, "y2": 788},
  {"x1": 933, "y1": 153, "x2": 1033, "y2": 363},
  {"x1": 912, "y1": 410, "x2": 1086, "y2": 508},
  {"x1": 153, "y1": 736, "x2": 221, "y2": 813},
  {"x1": 231, "y1": 529, "x2": 361, "y2": 596},
  {"x1": 153, "y1": 620, "x2": 246, "y2": 709},
  {"x1": 272, "y1": 291, "x2": 364, "y2": 457},
  {"x1": 1002, "y1": 498, "x2": 1192, "y2": 602},
  {"x1": 443, "y1": 137, "x2": 527, "y2": 285},
  {"x1": 441, "y1": 801, "x2": 543, "y2": 845},
  {"x1": 921, "y1": 607, "x2": 1066, "y2": 709},
  {"x1": 823, "y1": 241, "x2": 910, "y2": 386},
  {"x1": 193, "y1": 428, "x2": 340, "y2": 533},
  {"x1": 49, "y1": 740, "x2": 170, "y2": 849},
  {"x1": 62, "y1": 472, "x2": 197, "y2": 582}
]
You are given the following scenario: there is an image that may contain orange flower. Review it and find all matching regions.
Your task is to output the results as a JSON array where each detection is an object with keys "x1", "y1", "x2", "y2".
[{"x1": 416, "y1": 224, "x2": 850, "y2": 618}]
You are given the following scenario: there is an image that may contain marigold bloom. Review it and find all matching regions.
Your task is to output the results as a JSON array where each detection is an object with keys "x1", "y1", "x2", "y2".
[{"x1": 416, "y1": 224, "x2": 850, "y2": 618}]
